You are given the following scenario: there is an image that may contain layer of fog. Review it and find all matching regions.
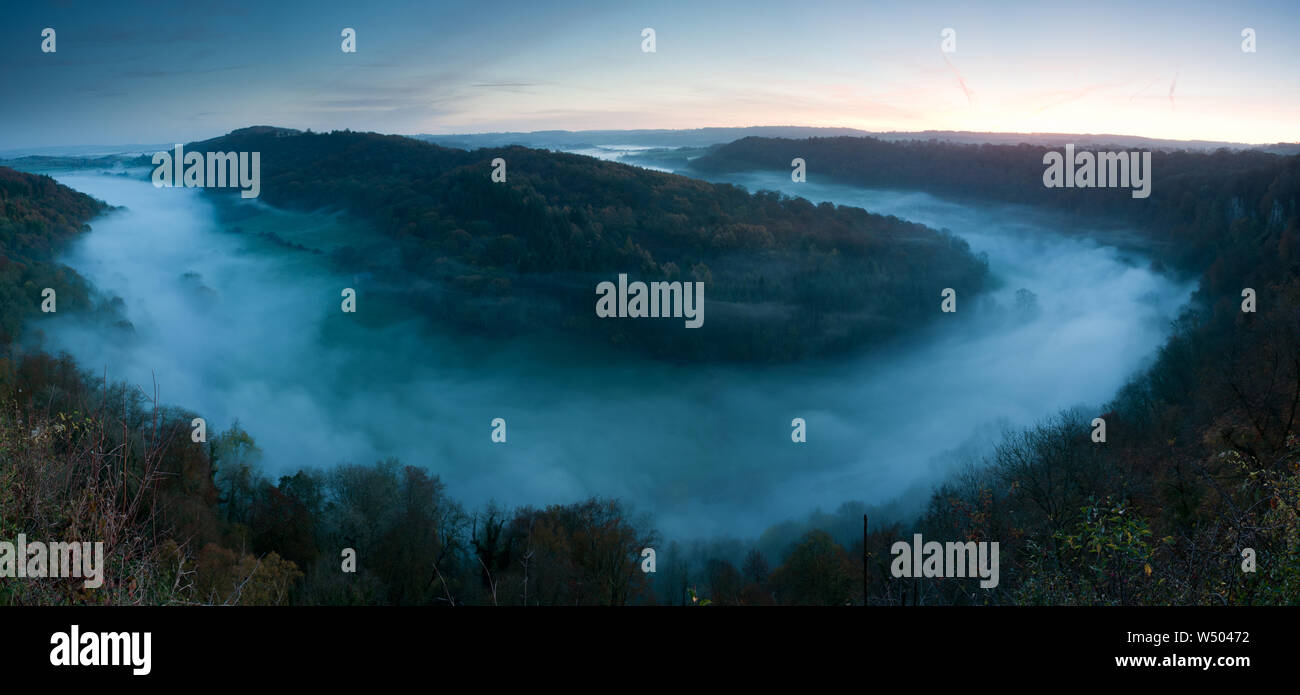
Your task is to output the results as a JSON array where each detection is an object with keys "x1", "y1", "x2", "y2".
[{"x1": 37, "y1": 168, "x2": 1194, "y2": 541}]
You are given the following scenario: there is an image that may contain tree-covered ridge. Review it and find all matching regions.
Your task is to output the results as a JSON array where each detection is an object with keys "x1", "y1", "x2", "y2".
[
  {"x1": 0, "y1": 167, "x2": 106, "y2": 345},
  {"x1": 694, "y1": 136, "x2": 1299, "y2": 276},
  {"x1": 180, "y1": 128, "x2": 988, "y2": 361}
]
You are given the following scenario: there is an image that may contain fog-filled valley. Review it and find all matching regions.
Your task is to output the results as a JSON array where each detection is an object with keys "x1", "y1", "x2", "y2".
[
  {"x1": 3, "y1": 119, "x2": 1298, "y2": 610},
  {"x1": 19, "y1": 152, "x2": 1193, "y2": 544}
]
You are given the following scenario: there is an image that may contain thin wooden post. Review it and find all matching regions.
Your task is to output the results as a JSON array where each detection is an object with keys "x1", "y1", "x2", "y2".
[{"x1": 862, "y1": 514, "x2": 868, "y2": 606}]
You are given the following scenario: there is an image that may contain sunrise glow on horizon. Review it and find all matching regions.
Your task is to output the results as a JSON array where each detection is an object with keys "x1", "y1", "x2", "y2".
[{"x1": 3, "y1": 0, "x2": 1297, "y2": 149}]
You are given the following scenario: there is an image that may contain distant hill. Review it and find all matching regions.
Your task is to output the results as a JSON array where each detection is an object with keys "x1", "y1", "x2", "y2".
[
  {"x1": 412, "y1": 127, "x2": 1297, "y2": 154},
  {"x1": 181, "y1": 128, "x2": 989, "y2": 362},
  {"x1": 1, "y1": 154, "x2": 145, "y2": 175},
  {"x1": 868, "y1": 130, "x2": 1296, "y2": 153},
  {"x1": 412, "y1": 127, "x2": 875, "y2": 151},
  {"x1": 0, "y1": 144, "x2": 174, "y2": 159}
]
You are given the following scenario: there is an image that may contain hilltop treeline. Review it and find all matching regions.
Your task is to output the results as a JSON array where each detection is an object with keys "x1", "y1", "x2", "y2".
[{"x1": 176, "y1": 128, "x2": 987, "y2": 362}]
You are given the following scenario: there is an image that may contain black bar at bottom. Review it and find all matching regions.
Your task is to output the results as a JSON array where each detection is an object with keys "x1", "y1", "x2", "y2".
[{"x1": 0, "y1": 606, "x2": 1288, "y2": 682}]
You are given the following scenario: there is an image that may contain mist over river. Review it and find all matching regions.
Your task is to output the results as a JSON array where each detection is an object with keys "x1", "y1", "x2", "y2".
[{"x1": 35, "y1": 166, "x2": 1195, "y2": 540}]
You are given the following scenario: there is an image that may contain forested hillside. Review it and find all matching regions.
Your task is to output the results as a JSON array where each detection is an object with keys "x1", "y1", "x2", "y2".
[
  {"x1": 176, "y1": 128, "x2": 988, "y2": 361},
  {"x1": 0, "y1": 167, "x2": 105, "y2": 344},
  {"x1": 685, "y1": 139, "x2": 1300, "y2": 605}
]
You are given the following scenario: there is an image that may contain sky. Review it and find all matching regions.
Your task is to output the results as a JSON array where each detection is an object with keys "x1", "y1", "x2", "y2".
[{"x1": 2, "y1": 0, "x2": 1298, "y2": 150}]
